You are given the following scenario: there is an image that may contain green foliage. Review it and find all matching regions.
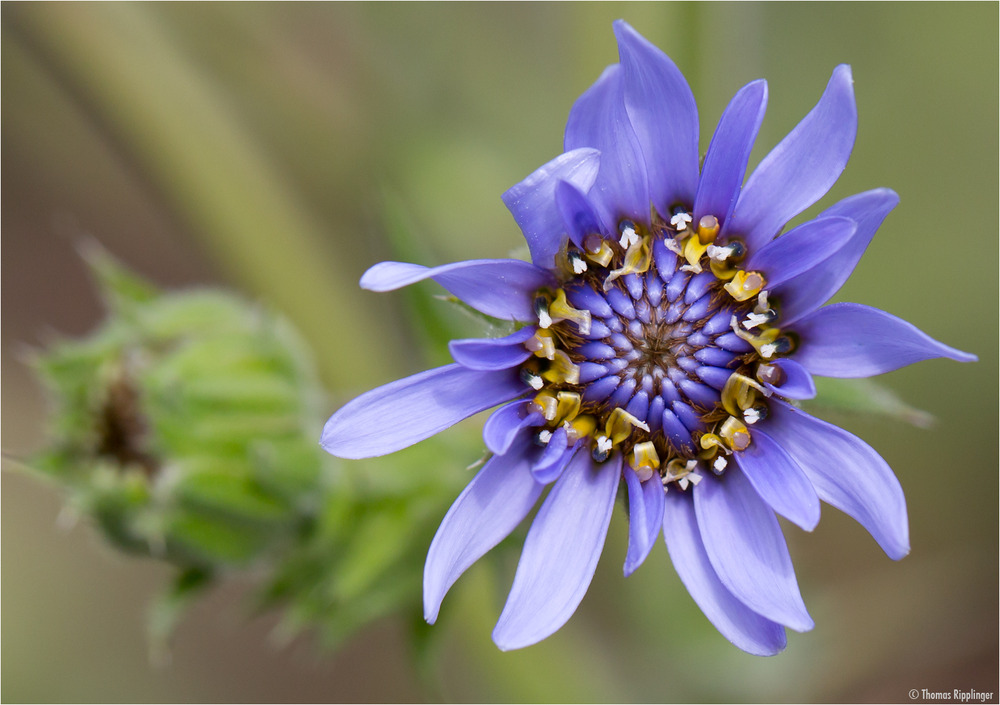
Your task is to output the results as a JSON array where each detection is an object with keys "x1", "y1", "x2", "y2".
[{"x1": 30, "y1": 250, "x2": 459, "y2": 650}]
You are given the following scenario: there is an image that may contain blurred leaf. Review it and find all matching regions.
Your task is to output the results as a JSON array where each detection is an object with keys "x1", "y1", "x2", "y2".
[{"x1": 805, "y1": 377, "x2": 934, "y2": 428}]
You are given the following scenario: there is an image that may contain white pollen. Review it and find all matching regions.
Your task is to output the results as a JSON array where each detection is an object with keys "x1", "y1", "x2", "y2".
[
  {"x1": 597, "y1": 436, "x2": 613, "y2": 453},
  {"x1": 706, "y1": 245, "x2": 728, "y2": 261},
  {"x1": 713, "y1": 456, "x2": 728, "y2": 473},
  {"x1": 572, "y1": 258, "x2": 588, "y2": 274},
  {"x1": 678, "y1": 477, "x2": 690, "y2": 491},
  {"x1": 634, "y1": 419, "x2": 651, "y2": 433},
  {"x1": 528, "y1": 376, "x2": 543, "y2": 390},
  {"x1": 743, "y1": 408, "x2": 762, "y2": 425},
  {"x1": 664, "y1": 238, "x2": 683, "y2": 255},
  {"x1": 619, "y1": 226, "x2": 639, "y2": 249},
  {"x1": 742, "y1": 312, "x2": 770, "y2": 329},
  {"x1": 670, "y1": 212, "x2": 693, "y2": 231},
  {"x1": 538, "y1": 429, "x2": 553, "y2": 444},
  {"x1": 760, "y1": 342, "x2": 778, "y2": 359},
  {"x1": 538, "y1": 310, "x2": 552, "y2": 328},
  {"x1": 688, "y1": 472, "x2": 703, "y2": 486}
]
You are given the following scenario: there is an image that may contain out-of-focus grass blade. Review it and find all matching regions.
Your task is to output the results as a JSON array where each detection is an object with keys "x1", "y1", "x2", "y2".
[{"x1": 805, "y1": 377, "x2": 934, "y2": 429}]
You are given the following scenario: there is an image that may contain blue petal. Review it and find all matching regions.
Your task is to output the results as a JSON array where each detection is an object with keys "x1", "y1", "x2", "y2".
[
  {"x1": 321, "y1": 364, "x2": 525, "y2": 459},
  {"x1": 614, "y1": 20, "x2": 699, "y2": 214},
  {"x1": 662, "y1": 491, "x2": 787, "y2": 656},
  {"x1": 360, "y1": 259, "x2": 554, "y2": 321},
  {"x1": 694, "y1": 469, "x2": 814, "y2": 632},
  {"x1": 735, "y1": 428, "x2": 820, "y2": 531},
  {"x1": 555, "y1": 180, "x2": 607, "y2": 248},
  {"x1": 564, "y1": 63, "x2": 650, "y2": 231},
  {"x1": 792, "y1": 303, "x2": 977, "y2": 377},
  {"x1": 623, "y1": 464, "x2": 665, "y2": 577},
  {"x1": 531, "y1": 427, "x2": 576, "y2": 484},
  {"x1": 502, "y1": 148, "x2": 602, "y2": 269},
  {"x1": 449, "y1": 327, "x2": 535, "y2": 370},
  {"x1": 772, "y1": 189, "x2": 899, "y2": 325},
  {"x1": 764, "y1": 359, "x2": 816, "y2": 400},
  {"x1": 424, "y1": 432, "x2": 544, "y2": 623},
  {"x1": 694, "y1": 79, "x2": 768, "y2": 228},
  {"x1": 745, "y1": 216, "x2": 856, "y2": 288},
  {"x1": 493, "y1": 452, "x2": 620, "y2": 650},
  {"x1": 765, "y1": 401, "x2": 909, "y2": 559},
  {"x1": 725, "y1": 65, "x2": 857, "y2": 253},
  {"x1": 483, "y1": 400, "x2": 543, "y2": 455}
]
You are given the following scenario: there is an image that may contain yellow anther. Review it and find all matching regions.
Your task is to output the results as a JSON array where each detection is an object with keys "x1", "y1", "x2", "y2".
[
  {"x1": 583, "y1": 234, "x2": 614, "y2": 267},
  {"x1": 604, "y1": 407, "x2": 650, "y2": 446},
  {"x1": 531, "y1": 390, "x2": 559, "y2": 421},
  {"x1": 720, "y1": 373, "x2": 767, "y2": 417},
  {"x1": 540, "y1": 349, "x2": 580, "y2": 385},
  {"x1": 698, "y1": 432, "x2": 727, "y2": 456},
  {"x1": 723, "y1": 270, "x2": 767, "y2": 302},
  {"x1": 525, "y1": 328, "x2": 557, "y2": 360},
  {"x1": 565, "y1": 413, "x2": 597, "y2": 443},
  {"x1": 554, "y1": 391, "x2": 582, "y2": 425},
  {"x1": 604, "y1": 234, "x2": 652, "y2": 289},
  {"x1": 709, "y1": 258, "x2": 740, "y2": 281},
  {"x1": 719, "y1": 416, "x2": 752, "y2": 451},
  {"x1": 682, "y1": 235, "x2": 710, "y2": 271},
  {"x1": 663, "y1": 458, "x2": 700, "y2": 490},
  {"x1": 547, "y1": 288, "x2": 592, "y2": 335},
  {"x1": 632, "y1": 441, "x2": 661, "y2": 481},
  {"x1": 696, "y1": 215, "x2": 720, "y2": 245},
  {"x1": 731, "y1": 316, "x2": 785, "y2": 359}
]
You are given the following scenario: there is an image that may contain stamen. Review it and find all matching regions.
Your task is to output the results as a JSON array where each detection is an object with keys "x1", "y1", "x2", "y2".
[
  {"x1": 569, "y1": 250, "x2": 588, "y2": 274},
  {"x1": 632, "y1": 441, "x2": 660, "y2": 481},
  {"x1": 554, "y1": 391, "x2": 582, "y2": 425},
  {"x1": 681, "y1": 236, "x2": 710, "y2": 273},
  {"x1": 756, "y1": 363, "x2": 787, "y2": 387},
  {"x1": 669, "y1": 211, "x2": 693, "y2": 232},
  {"x1": 536, "y1": 429, "x2": 553, "y2": 445},
  {"x1": 723, "y1": 270, "x2": 766, "y2": 301},
  {"x1": 730, "y1": 316, "x2": 785, "y2": 359},
  {"x1": 605, "y1": 407, "x2": 650, "y2": 445},
  {"x1": 565, "y1": 414, "x2": 597, "y2": 443},
  {"x1": 583, "y1": 234, "x2": 614, "y2": 267},
  {"x1": 696, "y1": 215, "x2": 720, "y2": 245},
  {"x1": 719, "y1": 416, "x2": 752, "y2": 451},
  {"x1": 712, "y1": 455, "x2": 728, "y2": 475},
  {"x1": 531, "y1": 391, "x2": 559, "y2": 421},
  {"x1": 525, "y1": 329, "x2": 557, "y2": 360},
  {"x1": 619, "y1": 221, "x2": 639, "y2": 249},
  {"x1": 743, "y1": 404, "x2": 768, "y2": 425},
  {"x1": 548, "y1": 289, "x2": 592, "y2": 335},
  {"x1": 521, "y1": 368, "x2": 544, "y2": 390},
  {"x1": 541, "y1": 350, "x2": 580, "y2": 385},
  {"x1": 534, "y1": 295, "x2": 553, "y2": 328},
  {"x1": 721, "y1": 373, "x2": 766, "y2": 416},
  {"x1": 605, "y1": 235, "x2": 652, "y2": 289}
]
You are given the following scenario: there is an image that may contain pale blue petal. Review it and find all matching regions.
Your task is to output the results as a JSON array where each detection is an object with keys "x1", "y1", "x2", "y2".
[
  {"x1": 321, "y1": 364, "x2": 525, "y2": 459},
  {"x1": 424, "y1": 433, "x2": 544, "y2": 623},
  {"x1": 493, "y1": 453, "x2": 620, "y2": 650},
  {"x1": 735, "y1": 428, "x2": 820, "y2": 531},
  {"x1": 531, "y1": 427, "x2": 575, "y2": 484},
  {"x1": 772, "y1": 188, "x2": 899, "y2": 325},
  {"x1": 360, "y1": 259, "x2": 554, "y2": 321},
  {"x1": 555, "y1": 180, "x2": 607, "y2": 248},
  {"x1": 725, "y1": 65, "x2": 857, "y2": 253},
  {"x1": 745, "y1": 216, "x2": 856, "y2": 288},
  {"x1": 483, "y1": 400, "x2": 543, "y2": 456},
  {"x1": 766, "y1": 401, "x2": 910, "y2": 559},
  {"x1": 614, "y1": 20, "x2": 699, "y2": 213},
  {"x1": 694, "y1": 79, "x2": 768, "y2": 227},
  {"x1": 793, "y1": 303, "x2": 977, "y2": 377},
  {"x1": 502, "y1": 148, "x2": 601, "y2": 269},
  {"x1": 663, "y1": 491, "x2": 787, "y2": 656},
  {"x1": 564, "y1": 64, "x2": 650, "y2": 231},
  {"x1": 623, "y1": 464, "x2": 665, "y2": 576},
  {"x1": 449, "y1": 327, "x2": 535, "y2": 370},
  {"x1": 694, "y1": 470, "x2": 814, "y2": 631}
]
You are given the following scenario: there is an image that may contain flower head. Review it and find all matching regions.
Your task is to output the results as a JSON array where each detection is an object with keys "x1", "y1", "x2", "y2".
[{"x1": 321, "y1": 20, "x2": 975, "y2": 655}]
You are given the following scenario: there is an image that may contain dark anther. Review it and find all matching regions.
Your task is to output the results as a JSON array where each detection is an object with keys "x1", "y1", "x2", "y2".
[
  {"x1": 591, "y1": 445, "x2": 611, "y2": 463},
  {"x1": 772, "y1": 336, "x2": 795, "y2": 355},
  {"x1": 533, "y1": 295, "x2": 550, "y2": 318},
  {"x1": 726, "y1": 240, "x2": 747, "y2": 261}
]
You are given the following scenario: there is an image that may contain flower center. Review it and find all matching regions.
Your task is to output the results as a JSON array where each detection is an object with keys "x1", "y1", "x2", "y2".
[{"x1": 520, "y1": 211, "x2": 794, "y2": 488}]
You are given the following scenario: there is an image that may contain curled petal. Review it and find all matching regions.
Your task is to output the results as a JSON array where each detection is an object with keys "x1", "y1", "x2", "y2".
[
  {"x1": 663, "y1": 491, "x2": 787, "y2": 656},
  {"x1": 766, "y1": 401, "x2": 909, "y2": 559},
  {"x1": 502, "y1": 148, "x2": 601, "y2": 269},
  {"x1": 792, "y1": 303, "x2": 977, "y2": 378},
  {"x1": 321, "y1": 364, "x2": 525, "y2": 459},
  {"x1": 726, "y1": 65, "x2": 857, "y2": 252},
  {"x1": 565, "y1": 64, "x2": 650, "y2": 231},
  {"x1": 773, "y1": 188, "x2": 899, "y2": 325},
  {"x1": 614, "y1": 19, "x2": 699, "y2": 213},
  {"x1": 694, "y1": 469, "x2": 814, "y2": 632},
  {"x1": 424, "y1": 432, "x2": 544, "y2": 623},
  {"x1": 531, "y1": 427, "x2": 575, "y2": 484},
  {"x1": 449, "y1": 327, "x2": 535, "y2": 370},
  {"x1": 764, "y1": 359, "x2": 816, "y2": 400},
  {"x1": 360, "y1": 259, "x2": 555, "y2": 321},
  {"x1": 745, "y1": 216, "x2": 856, "y2": 288},
  {"x1": 694, "y1": 79, "x2": 768, "y2": 227},
  {"x1": 556, "y1": 180, "x2": 607, "y2": 248},
  {"x1": 735, "y1": 428, "x2": 820, "y2": 531},
  {"x1": 493, "y1": 453, "x2": 620, "y2": 650},
  {"x1": 623, "y1": 464, "x2": 665, "y2": 577},
  {"x1": 483, "y1": 400, "x2": 543, "y2": 456}
]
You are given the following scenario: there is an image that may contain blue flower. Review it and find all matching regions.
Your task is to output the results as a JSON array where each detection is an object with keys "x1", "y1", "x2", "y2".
[{"x1": 322, "y1": 20, "x2": 975, "y2": 655}]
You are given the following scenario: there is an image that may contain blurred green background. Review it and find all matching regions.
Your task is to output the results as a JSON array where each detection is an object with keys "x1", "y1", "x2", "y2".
[{"x1": 3, "y1": 2, "x2": 996, "y2": 702}]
